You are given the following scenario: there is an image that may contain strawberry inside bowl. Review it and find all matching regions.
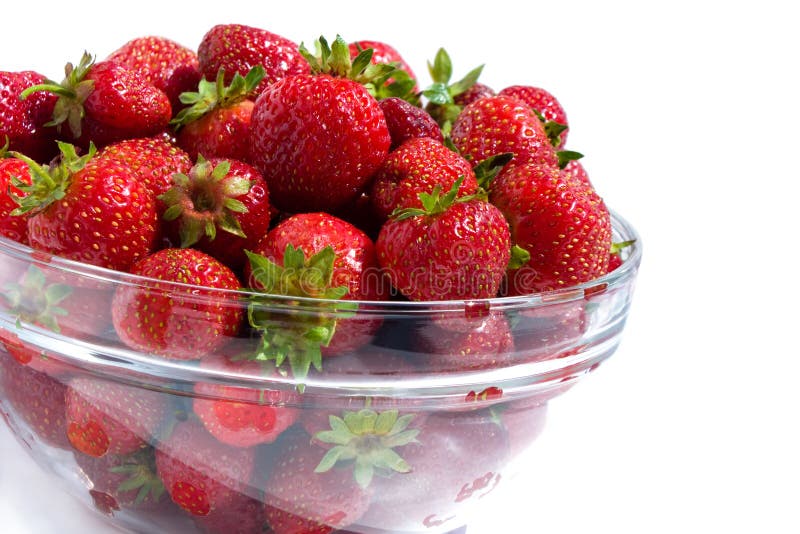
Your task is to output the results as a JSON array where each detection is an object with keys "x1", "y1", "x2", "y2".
[{"x1": 0, "y1": 210, "x2": 640, "y2": 534}]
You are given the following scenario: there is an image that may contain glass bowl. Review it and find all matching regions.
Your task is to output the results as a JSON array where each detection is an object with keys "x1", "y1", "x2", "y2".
[{"x1": 0, "y1": 211, "x2": 640, "y2": 534}]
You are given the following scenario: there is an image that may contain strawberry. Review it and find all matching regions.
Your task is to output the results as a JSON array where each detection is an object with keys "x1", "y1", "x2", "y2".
[
  {"x1": 191, "y1": 492, "x2": 266, "y2": 534},
  {"x1": 10, "y1": 142, "x2": 159, "y2": 272},
  {"x1": 358, "y1": 410, "x2": 509, "y2": 532},
  {"x1": 0, "y1": 70, "x2": 58, "y2": 162},
  {"x1": 453, "y1": 81, "x2": 495, "y2": 107},
  {"x1": 499, "y1": 84, "x2": 570, "y2": 149},
  {"x1": 608, "y1": 239, "x2": 636, "y2": 272},
  {"x1": 369, "y1": 136, "x2": 477, "y2": 221},
  {"x1": 159, "y1": 156, "x2": 271, "y2": 270},
  {"x1": 348, "y1": 39, "x2": 418, "y2": 100},
  {"x1": 349, "y1": 40, "x2": 418, "y2": 84},
  {"x1": 0, "y1": 350, "x2": 70, "y2": 449},
  {"x1": 111, "y1": 248, "x2": 243, "y2": 361},
  {"x1": 263, "y1": 429, "x2": 373, "y2": 534},
  {"x1": 73, "y1": 447, "x2": 174, "y2": 515},
  {"x1": 245, "y1": 212, "x2": 387, "y2": 384},
  {"x1": 0, "y1": 151, "x2": 33, "y2": 244},
  {"x1": 422, "y1": 48, "x2": 485, "y2": 133},
  {"x1": 198, "y1": 23, "x2": 309, "y2": 97},
  {"x1": 376, "y1": 179, "x2": 512, "y2": 301},
  {"x1": 378, "y1": 96, "x2": 443, "y2": 149},
  {"x1": 415, "y1": 310, "x2": 515, "y2": 372},
  {"x1": 96, "y1": 133, "x2": 193, "y2": 207},
  {"x1": 22, "y1": 53, "x2": 171, "y2": 148},
  {"x1": 450, "y1": 94, "x2": 559, "y2": 169},
  {"x1": 65, "y1": 377, "x2": 167, "y2": 457},
  {"x1": 106, "y1": 36, "x2": 202, "y2": 113},
  {"x1": 490, "y1": 162, "x2": 612, "y2": 293},
  {"x1": 171, "y1": 67, "x2": 264, "y2": 162},
  {"x1": 193, "y1": 352, "x2": 299, "y2": 448},
  {"x1": 155, "y1": 419, "x2": 257, "y2": 519},
  {"x1": 249, "y1": 36, "x2": 391, "y2": 213}
]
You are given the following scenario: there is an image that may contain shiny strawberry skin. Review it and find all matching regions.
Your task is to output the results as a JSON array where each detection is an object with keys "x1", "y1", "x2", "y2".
[
  {"x1": 106, "y1": 36, "x2": 202, "y2": 112},
  {"x1": 451, "y1": 94, "x2": 558, "y2": 169},
  {"x1": 249, "y1": 74, "x2": 391, "y2": 213},
  {"x1": 348, "y1": 39, "x2": 418, "y2": 82},
  {"x1": 369, "y1": 137, "x2": 476, "y2": 221},
  {"x1": 0, "y1": 70, "x2": 58, "y2": 161},
  {"x1": 111, "y1": 248, "x2": 243, "y2": 361},
  {"x1": 499, "y1": 85, "x2": 569, "y2": 148},
  {"x1": 453, "y1": 82, "x2": 495, "y2": 107},
  {"x1": 68, "y1": 61, "x2": 171, "y2": 147},
  {"x1": 176, "y1": 100, "x2": 255, "y2": 162},
  {"x1": 198, "y1": 24, "x2": 309, "y2": 97},
  {"x1": 26, "y1": 158, "x2": 158, "y2": 272},
  {"x1": 490, "y1": 162, "x2": 611, "y2": 294},
  {"x1": 0, "y1": 156, "x2": 33, "y2": 244},
  {"x1": 376, "y1": 200, "x2": 511, "y2": 301},
  {"x1": 378, "y1": 97, "x2": 443, "y2": 150}
]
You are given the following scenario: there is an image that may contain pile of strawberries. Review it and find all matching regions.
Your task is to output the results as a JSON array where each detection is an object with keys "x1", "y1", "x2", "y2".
[{"x1": 0, "y1": 23, "x2": 628, "y2": 534}]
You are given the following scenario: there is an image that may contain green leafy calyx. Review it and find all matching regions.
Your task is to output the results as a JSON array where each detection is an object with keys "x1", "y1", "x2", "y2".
[
  {"x1": 390, "y1": 175, "x2": 482, "y2": 221},
  {"x1": 159, "y1": 155, "x2": 250, "y2": 248},
  {"x1": 1, "y1": 266, "x2": 73, "y2": 333},
  {"x1": 423, "y1": 48, "x2": 484, "y2": 134},
  {"x1": 314, "y1": 407, "x2": 419, "y2": 489}
]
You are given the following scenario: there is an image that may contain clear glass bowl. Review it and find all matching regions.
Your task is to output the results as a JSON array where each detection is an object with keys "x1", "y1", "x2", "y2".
[{"x1": 0, "y1": 211, "x2": 641, "y2": 534}]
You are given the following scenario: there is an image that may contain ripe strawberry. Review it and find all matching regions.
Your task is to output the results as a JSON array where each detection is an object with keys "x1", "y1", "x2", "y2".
[
  {"x1": 359, "y1": 410, "x2": 510, "y2": 532},
  {"x1": 193, "y1": 352, "x2": 299, "y2": 448},
  {"x1": 415, "y1": 310, "x2": 515, "y2": 372},
  {"x1": 0, "y1": 351, "x2": 70, "y2": 449},
  {"x1": 96, "y1": 133, "x2": 193, "y2": 206},
  {"x1": 249, "y1": 37, "x2": 391, "y2": 213},
  {"x1": 490, "y1": 162, "x2": 612, "y2": 293},
  {"x1": 348, "y1": 39, "x2": 418, "y2": 100},
  {"x1": 499, "y1": 84, "x2": 570, "y2": 149},
  {"x1": 0, "y1": 152, "x2": 33, "y2": 244},
  {"x1": 198, "y1": 23, "x2": 309, "y2": 97},
  {"x1": 450, "y1": 95, "x2": 558, "y2": 169},
  {"x1": 507, "y1": 299, "x2": 588, "y2": 362},
  {"x1": 10, "y1": 142, "x2": 159, "y2": 272},
  {"x1": 171, "y1": 67, "x2": 264, "y2": 161},
  {"x1": 74, "y1": 447, "x2": 174, "y2": 515},
  {"x1": 369, "y1": 136, "x2": 477, "y2": 221},
  {"x1": 562, "y1": 158, "x2": 595, "y2": 192},
  {"x1": 65, "y1": 377, "x2": 167, "y2": 457},
  {"x1": 111, "y1": 248, "x2": 243, "y2": 361},
  {"x1": 376, "y1": 179, "x2": 512, "y2": 301},
  {"x1": 159, "y1": 157, "x2": 271, "y2": 270},
  {"x1": 191, "y1": 492, "x2": 266, "y2": 534},
  {"x1": 608, "y1": 239, "x2": 636, "y2": 272},
  {"x1": 263, "y1": 429, "x2": 373, "y2": 534},
  {"x1": 106, "y1": 36, "x2": 202, "y2": 113},
  {"x1": 422, "y1": 48, "x2": 485, "y2": 133},
  {"x1": 245, "y1": 212, "x2": 388, "y2": 383},
  {"x1": 349, "y1": 40, "x2": 418, "y2": 83},
  {"x1": 155, "y1": 420, "x2": 257, "y2": 518},
  {"x1": 0, "y1": 70, "x2": 58, "y2": 161},
  {"x1": 23, "y1": 53, "x2": 171, "y2": 148},
  {"x1": 453, "y1": 81, "x2": 495, "y2": 107},
  {"x1": 378, "y1": 97, "x2": 443, "y2": 149}
]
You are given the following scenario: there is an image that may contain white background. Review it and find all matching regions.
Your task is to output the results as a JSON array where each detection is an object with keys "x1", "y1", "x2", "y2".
[{"x1": 2, "y1": 1, "x2": 799, "y2": 532}]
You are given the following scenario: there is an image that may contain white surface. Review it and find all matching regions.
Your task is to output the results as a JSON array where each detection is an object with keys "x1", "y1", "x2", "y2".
[{"x1": 2, "y1": 1, "x2": 799, "y2": 533}]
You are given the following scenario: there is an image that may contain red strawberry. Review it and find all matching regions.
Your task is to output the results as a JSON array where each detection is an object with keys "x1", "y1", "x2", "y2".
[
  {"x1": 358, "y1": 410, "x2": 510, "y2": 532},
  {"x1": 608, "y1": 239, "x2": 636, "y2": 272},
  {"x1": 159, "y1": 157, "x2": 271, "y2": 270},
  {"x1": 192, "y1": 492, "x2": 266, "y2": 534},
  {"x1": 96, "y1": 133, "x2": 193, "y2": 206},
  {"x1": 499, "y1": 84, "x2": 569, "y2": 149},
  {"x1": 106, "y1": 36, "x2": 202, "y2": 113},
  {"x1": 348, "y1": 40, "x2": 418, "y2": 83},
  {"x1": 376, "y1": 179, "x2": 512, "y2": 301},
  {"x1": 11, "y1": 142, "x2": 158, "y2": 272},
  {"x1": 422, "y1": 48, "x2": 485, "y2": 132},
  {"x1": 22, "y1": 53, "x2": 171, "y2": 148},
  {"x1": 415, "y1": 310, "x2": 515, "y2": 372},
  {"x1": 562, "y1": 158, "x2": 595, "y2": 192},
  {"x1": 508, "y1": 299, "x2": 588, "y2": 362},
  {"x1": 198, "y1": 24, "x2": 309, "y2": 97},
  {"x1": 369, "y1": 136, "x2": 477, "y2": 221},
  {"x1": 111, "y1": 248, "x2": 243, "y2": 361},
  {"x1": 74, "y1": 447, "x2": 174, "y2": 515},
  {"x1": 348, "y1": 39, "x2": 419, "y2": 99},
  {"x1": 249, "y1": 37, "x2": 391, "y2": 213},
  {"x1": 65, "y1": 377, "x2": 167, "y2": 457},
  {"x1": 453, "y1": 82, "x2": 495, "y2": 107},
  {"x1": 263, "y1": 429, "x2": 373, "y2": 534},
  {"x1": 0, "y1": 153, "x2": 33, "y2": 244},
  {"x1": 490, "y1": 162, "x2": 612, "y2": 293},
  {"x1": 245, "y1": 213, "x2": 388, "y2": 383},
  {"x1": 193, "y1": 352, "x2": 299, "y2": 448},
  {"x1": 0, "y1": 70, "x2": 58, "y2": 162},
  {"x1": 450, "y1": 94, "x2": 558, "y2": 169},
  {"x1": 0, "y1": 351, "x2": 70, "y2": 449},
  {"x1": 155, "y1": 420, "x2": 257, "y2": 518},
  {"x1": 378, "y1": 97, "x2": 443, "y2": 149},
  {"x1": 171, "y1": 67, "x2": 264, "y2": 162}
]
